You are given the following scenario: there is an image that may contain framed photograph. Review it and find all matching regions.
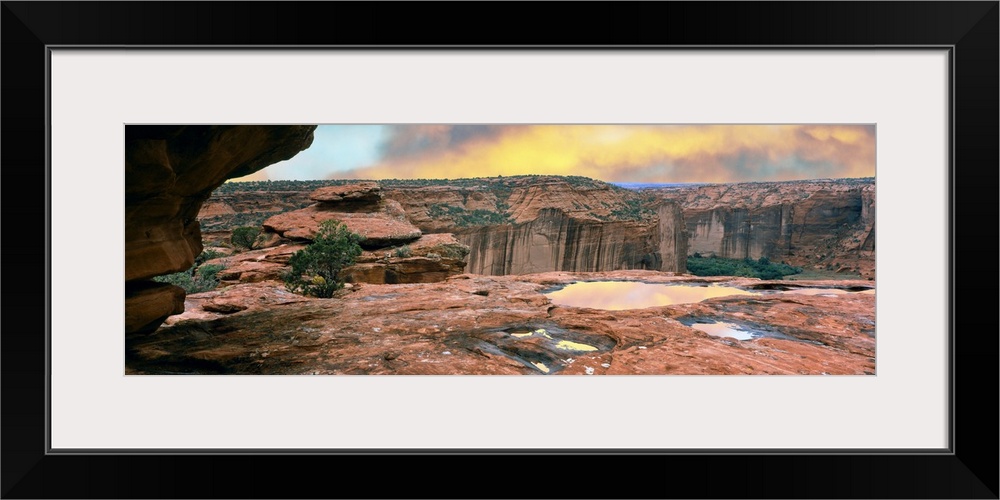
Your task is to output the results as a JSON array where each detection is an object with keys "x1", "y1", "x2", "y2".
[{"x1": 4, "y1": 2, "x2": 996, "y2": 498}]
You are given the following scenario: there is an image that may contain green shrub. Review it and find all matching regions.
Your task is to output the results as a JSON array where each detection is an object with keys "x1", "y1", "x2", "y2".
[
  {"x1": 231, "y1": 226, "x2": 262, "y2": 250},
  {"x1": 686, "y1": 255, "x2": 802, "y2": 280},
  {"x1": 283, "y1": 220, "x2": 363, "y2": 298},
  {"x1": 152, "y1": 262, "x2": 226, "y2": 294},
  {"x1": 394, "y1": 245, "x2": 412, "y2": 258}
]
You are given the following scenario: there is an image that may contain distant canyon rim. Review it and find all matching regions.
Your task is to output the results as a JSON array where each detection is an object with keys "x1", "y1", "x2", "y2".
[{"x1": 124, "y1": 125, "x2": 875, "y2": 375}]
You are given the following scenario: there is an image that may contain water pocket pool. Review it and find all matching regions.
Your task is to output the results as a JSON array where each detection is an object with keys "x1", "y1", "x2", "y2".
[
  {"x1": 690, "y1": 321, "x2": 755, "y2": 340},
  {"x1": 544, "y1": 281, "x2": 759, "y2": 310}
]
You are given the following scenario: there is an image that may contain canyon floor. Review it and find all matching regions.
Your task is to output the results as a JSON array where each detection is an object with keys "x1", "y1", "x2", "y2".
[{"x1": 126, "y1": 271, "x2": 875, "y2": 375}]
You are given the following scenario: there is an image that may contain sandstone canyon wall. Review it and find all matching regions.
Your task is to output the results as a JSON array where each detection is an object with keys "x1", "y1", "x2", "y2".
[
  {"x1": 125, "y1": 125, "x2": 317, "y2": 334},
  {"x1": 652, "y1": 178, "x2": 875, "y2": 278},
  {"x1": 381, "y1": 177, "x2": 688, "y2": 275},
  {"x1": 457, "y1": 209, "x2": 672, "y2": 275}
]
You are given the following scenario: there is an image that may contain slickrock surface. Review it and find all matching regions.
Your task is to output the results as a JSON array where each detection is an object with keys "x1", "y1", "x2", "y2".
[{"x1": 127, "y1": 271, "x2": 875, "y2": 375}]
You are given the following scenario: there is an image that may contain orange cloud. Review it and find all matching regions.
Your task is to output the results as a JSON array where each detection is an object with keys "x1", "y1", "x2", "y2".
[{"x1": 337, "y1": 125, "x2": 874, "y2": 183}]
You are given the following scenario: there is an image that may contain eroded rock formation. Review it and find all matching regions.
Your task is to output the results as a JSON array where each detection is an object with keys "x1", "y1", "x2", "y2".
[
  {"x1": 263, "y1": 183, "x2": 422, "y2": 247},
  {"x1": 343, "y1": 233, "x2": 471, "y2": 284},
  {"x1": 251, "y1": 184, "x2": 471, "y2": 285},
  {"x1": 124, "y1": 125, "x2": 316, "y2": 334}
]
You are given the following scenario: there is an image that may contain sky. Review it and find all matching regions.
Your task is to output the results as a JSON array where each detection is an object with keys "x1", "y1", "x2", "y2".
[{"x1": 231, "y1": 124, "x2": 875, "y2": 183}]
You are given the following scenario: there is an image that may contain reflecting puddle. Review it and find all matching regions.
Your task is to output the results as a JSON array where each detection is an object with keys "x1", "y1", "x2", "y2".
[
  {"x1": 544, "y1": 281, "x2": 759, "y2": 310},
  {"x1": 554, "y1": 340, "x2": 598, "y2": 352},
  {"x1": 679, "y1": 318, "x2": 824, "y2": 345},
  {"x1": 477, "y1": 325, "x2": 616, "y2": 373},
  {"x1": 510, "y1": 328, "x2": 553, "y2": 339},
  {"x1": 507, "y1": 328, "x2": 598, "y2": 352},
  {"x1": 691, "y1": 322, "x2": 755, "y2": 340}
]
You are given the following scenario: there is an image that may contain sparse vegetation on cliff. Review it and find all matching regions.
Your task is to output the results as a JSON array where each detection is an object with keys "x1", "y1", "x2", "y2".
[
  {"x1": 394, "y1": 245, "x2": 412, "y2": 258},
  {"x1": 427, "y1": 203, "x2": 512, "y2": 227},
  {"x1": 603, "y1": 198, "x2": 656, "y2": 222},
  {"x1": 283, "y1": 220, "x2": 363, "y2": 298},
  {"x1": 686, "y1": 255, "x2": 802, "y2": 280}
]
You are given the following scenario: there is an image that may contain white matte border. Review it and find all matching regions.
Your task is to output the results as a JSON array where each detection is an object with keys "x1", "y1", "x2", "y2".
[{"x1": 50, "y1": 50, "x2": 948, "y2": 450}]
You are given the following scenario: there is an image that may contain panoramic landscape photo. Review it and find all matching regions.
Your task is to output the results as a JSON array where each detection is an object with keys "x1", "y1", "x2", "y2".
[{"x1": 125, "y1": 124, "x2": 875, "y2": 375}]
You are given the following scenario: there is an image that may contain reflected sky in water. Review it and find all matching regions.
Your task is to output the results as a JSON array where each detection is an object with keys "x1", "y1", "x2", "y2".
[
  {"x1": 544, "y1": 281, "x2": 759, "y2": 310},
  {"x1": 691, "y1": 322, "x2": 755, "y2": 340}
]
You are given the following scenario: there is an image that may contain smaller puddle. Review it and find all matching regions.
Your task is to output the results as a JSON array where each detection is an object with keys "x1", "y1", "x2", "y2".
[
  {"x1": 679, "y1": 318, "x2": 824, "y2": 345},
  {"x1": 510, "y1": 328, "x2": 553, "y2": 339},
  {"x1": 691, "y1": 322, "x2": 755, "y2": 341},
  {"x1": 470, "y1": 324, "x2": 617, "y2": 374},
  {"x1": 554, "y1": 340, "x2": 598, "y2": 352}
]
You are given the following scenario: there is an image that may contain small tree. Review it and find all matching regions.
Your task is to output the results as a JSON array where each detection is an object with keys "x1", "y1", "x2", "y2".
[
  {"x1": 283, "y1": 220, "x2": 363, "y2": 298},
  {"x1": 231, "y1": 226, "x2": 262, "y2": 250}
]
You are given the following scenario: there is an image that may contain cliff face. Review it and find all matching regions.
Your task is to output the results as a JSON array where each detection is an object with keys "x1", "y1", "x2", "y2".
[
  {"x1": 458, "y1": 208, "x2": 675, "y2": 275},
  {"x1": 653, "y1": 178, "x2": 875, "y2": 278},
  {"x1": 124, "y1": 125, "x2": 317, "y2": 334},
  {"x1": 658, "y1": 203, "x2": 688, "y2": 275},
  {"x1": 382, "y1": 177, "x2": 688, "y2": 275}
]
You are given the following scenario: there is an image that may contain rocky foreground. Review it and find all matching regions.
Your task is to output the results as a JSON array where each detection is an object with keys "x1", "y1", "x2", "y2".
[{"x1": 126, "y1": 271, "x2": 875, "y2": 375}]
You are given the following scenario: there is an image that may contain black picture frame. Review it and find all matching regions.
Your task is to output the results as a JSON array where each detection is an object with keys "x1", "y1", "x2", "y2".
[{"x1": 3, "y1": 2, "x2": 997, "y2": 498}]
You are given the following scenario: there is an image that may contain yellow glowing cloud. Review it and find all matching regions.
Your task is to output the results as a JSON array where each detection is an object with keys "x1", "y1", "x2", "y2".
[{"x1": 340, "y1": 125, "x2": 874, "y2": 183}]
